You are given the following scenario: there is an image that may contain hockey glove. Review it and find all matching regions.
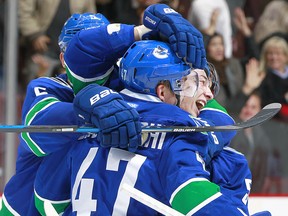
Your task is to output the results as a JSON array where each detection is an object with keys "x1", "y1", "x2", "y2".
[
  {"x1": 143, "y1": 4, "x2": 207, "y2": 69},
  {"x1": 73, "y1": 84, "x2": 142, "y2": 152}
]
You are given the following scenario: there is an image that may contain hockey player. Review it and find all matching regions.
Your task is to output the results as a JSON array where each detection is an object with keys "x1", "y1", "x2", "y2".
[
  {"x1": 0, "y1": 13, "x2": 111, "y2": 216},
  {"x1": 33, "y1": 40, "x2": 256, "y2": 215},
  {"x1": 0, "y1": 4, "x2": 208, "y2": 215}
]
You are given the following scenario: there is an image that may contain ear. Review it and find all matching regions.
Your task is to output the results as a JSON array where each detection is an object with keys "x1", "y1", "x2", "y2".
[
  {"x1": 59, "y1": 52, "x2": 65, "y2": 68},
  {"x1": 156, "y1": 84, "x2": 166, "y2": 101},
  {"x1": 156, "y1": 84, "x2": 177, "y2": 105}
]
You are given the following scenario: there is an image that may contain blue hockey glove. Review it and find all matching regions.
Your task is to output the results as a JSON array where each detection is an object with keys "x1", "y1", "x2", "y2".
[
  {"x1": 143, "y1": 4, "x2": 207, "y2": 69},
  {"x1": 73, "y1": 84, "x2": 142, "y2": 152}
]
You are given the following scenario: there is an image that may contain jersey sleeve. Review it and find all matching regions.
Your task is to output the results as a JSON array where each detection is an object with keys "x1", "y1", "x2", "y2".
[
  {"x1": 34, "y1": 147, "x2": 72, "y2": 215},
  {"x1": 64, "y1": 24, "x2": 135, "y2": 78},
  {"x1": 159, "y1": 138, "x2": 251, "y2": 215},
  {"x1": 199, "y1": 99, "x2": 237, "y2": 162},
  {"x1": 207, "y1": 147, "x2": 252, "y2": 215},
  {"x1": 20, "y1": 77, "x2": 81, "y2": 156}
]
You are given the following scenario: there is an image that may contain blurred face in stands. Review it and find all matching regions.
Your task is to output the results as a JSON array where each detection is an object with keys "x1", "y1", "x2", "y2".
[
  {"x1": 265, "y1": 46, "x2": 288, "y2": 72},
  {"x1": 239, "y1": 94, "x2": 261, "y2": 121},
  {"x1": 207, "y1": 35, "x2": 225, "y2": 62}
]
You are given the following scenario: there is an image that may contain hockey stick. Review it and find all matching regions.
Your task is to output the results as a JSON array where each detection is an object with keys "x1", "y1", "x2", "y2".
[
  {"x1": 121, "y1": 183, "x2": 185, "y2": 216},
  {"x1": 0, "y1": 103, "x2": 281, "y2": 133},
  {"x1": 146, "y1": 102, "x2": 281, "y2": 133}
]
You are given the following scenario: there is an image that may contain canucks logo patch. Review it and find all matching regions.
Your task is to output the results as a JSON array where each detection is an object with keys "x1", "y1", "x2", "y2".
[{"x1": 153, "y1": 45, "x2": 169, "y2": 59}]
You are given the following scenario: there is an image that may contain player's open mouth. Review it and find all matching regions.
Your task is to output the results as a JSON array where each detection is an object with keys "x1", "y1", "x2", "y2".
[{"x1": 196, "y1": 100, "x2": 206, "y2": 110}]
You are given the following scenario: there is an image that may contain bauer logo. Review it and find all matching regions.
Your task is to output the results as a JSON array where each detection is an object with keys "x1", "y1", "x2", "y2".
[
  {"x1": 90, "y1": 89, "x2": 117, "y2": 105},
  {"x1": 173, "y1": 128, "x2": 196, "y2": 132},
  {"x1": 144, "y1": 16, "x2": 156, "y2": 25},
  {"x1": 153, "y1": 45, "x2": 169, "y2": 59}
]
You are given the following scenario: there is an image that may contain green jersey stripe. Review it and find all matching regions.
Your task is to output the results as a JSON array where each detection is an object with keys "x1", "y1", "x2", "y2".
[
  {"x1": 20, "y1": 132, "x2": 46, "y2": 157},
  {"x1": 24, "y1": 97, "x2": 59, "y2": 125},
  {"x1": 35, "y1": 190, "x2": 70, "y2": 215},
  {"x1": 170, "y1": 178, "x2": 221, "y2": 215},
  {"x1": 21, "y1": 97, "x2": 59, "y2": 156},
  {"x1": 203, "y1": 99, "x2": 228, "y2": 114},
  {"x1": 0, "y1": 194, "x2": 20, "y2": 216}
]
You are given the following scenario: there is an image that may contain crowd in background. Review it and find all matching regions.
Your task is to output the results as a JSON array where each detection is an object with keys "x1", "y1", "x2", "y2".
[{"x1": 0, "y1": 0, "x2": 287, "y2": 194}]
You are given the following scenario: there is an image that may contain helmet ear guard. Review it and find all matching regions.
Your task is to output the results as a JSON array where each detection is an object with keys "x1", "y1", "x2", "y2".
[{"x1": 58, "y1": 13, "x2": 110, "y2": 52}]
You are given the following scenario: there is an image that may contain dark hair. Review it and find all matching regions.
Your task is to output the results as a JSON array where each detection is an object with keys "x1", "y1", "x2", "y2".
[
  {"x1": 249, "y1": 89, "x2": 263, "y2": 108},
  {"x1": 156, "y1": 80, "x2": 173, "y2": 93},
  {"x1": 205, "y1": 32, "x2": 223, "y2": 49}
]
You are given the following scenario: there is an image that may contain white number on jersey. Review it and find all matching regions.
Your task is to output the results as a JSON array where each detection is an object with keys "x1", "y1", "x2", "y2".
[{"x1": 72, "y1": 147, "x2": 147, "y2": 215}]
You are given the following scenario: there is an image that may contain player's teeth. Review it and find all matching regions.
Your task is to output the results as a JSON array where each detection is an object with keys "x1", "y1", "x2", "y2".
[
  {"x1": 196, "y1": 101, "x2": 204, "y2": 109},
  {"x1": 196, "y1": 102, "x2": 202, "y2": 109}
]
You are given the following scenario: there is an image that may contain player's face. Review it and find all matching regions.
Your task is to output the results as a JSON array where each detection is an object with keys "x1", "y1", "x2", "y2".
[
  {"x1": 178, "y1": 69, "x2": 213, "y2": 116},
  {"x1": 159, "y1": 69, "x2": 214, "y2": 116}
]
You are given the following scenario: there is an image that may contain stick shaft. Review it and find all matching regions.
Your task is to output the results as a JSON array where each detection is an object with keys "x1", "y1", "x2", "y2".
[{"x1": 0, "y1": 103, "x2": 281, "y2": 133}]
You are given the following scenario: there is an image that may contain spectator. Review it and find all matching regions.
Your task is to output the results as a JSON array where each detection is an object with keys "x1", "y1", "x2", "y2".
[
  {"x1": 233, "y1": 7, "x2": 265, "y2": 97},
  {"x1": 230, "y1": 90, "x2": 272, "y2": 193},
  {"x1": 253, "y1": 0, "x2": 288, "y2": 45},
  {"x1": 224, "y1": 0, "x2": 246, "y2": 35},
  {"x1": 18, "y1": 0, "x2": 96, "y2": 90},
  {"x1": 174, "y1": 0, "x2": 190, "y2": 18},
  {"x1": 242, "y1": 0, "x2": 271, "y2": 29},
  {"x1": 135, "y1": 0, "x2": 174, "y2": 24},
  {"x1": 233, "y1": 7, "x2": 260, "y2": 64},
  {"x1": 202, "y1": 8, "x2": 264, "y2": 118},
  {"x1": 257, "y1": 35, "x2": 288, "y2": 122},
  {"x1": 188, "y1": 0, "x2": 233, "y2": 58},
  {"x1": 98, "y1": 0, "x2": 175, "y2": 25},
  {"x1": 256, "y1": 34, "x2": 288, "y2": 194}
]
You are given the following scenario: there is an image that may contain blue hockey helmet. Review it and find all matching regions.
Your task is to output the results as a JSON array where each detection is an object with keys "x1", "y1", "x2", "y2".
[
  {"x1": 58, "y1": 13, "x2": 109, "y2": 52},
  {"x1": 119, "y1": 40, "x2": 199, "y2": 97}
]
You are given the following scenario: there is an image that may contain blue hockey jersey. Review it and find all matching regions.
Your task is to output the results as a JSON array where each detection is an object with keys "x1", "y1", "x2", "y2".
[
  {"x1": 1, "y1": 23, "x2": 135, "y2": 215},
  {"x1": 34, "y1": 89, "x2": 251, "y2": 215},
  {"x1": 1, "y1": 75, "x2": 77, "y2": 216}
]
